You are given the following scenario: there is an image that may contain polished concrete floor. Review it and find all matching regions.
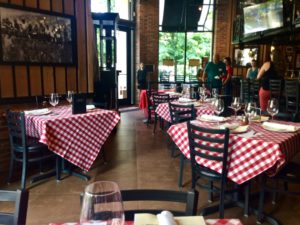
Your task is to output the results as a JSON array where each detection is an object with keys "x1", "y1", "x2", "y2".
[{"x1": 2, "y1": 110, "x2": 300, "y2": 224}]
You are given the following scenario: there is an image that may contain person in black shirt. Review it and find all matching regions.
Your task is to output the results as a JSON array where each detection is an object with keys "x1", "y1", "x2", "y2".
[{"x1": 137, "y1": 62, "x2": 147, "y2": 90}]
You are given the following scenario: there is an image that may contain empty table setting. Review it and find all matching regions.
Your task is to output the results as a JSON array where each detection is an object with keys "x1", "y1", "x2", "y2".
[{"x1": 24, "y1": 105, "x2": 120, "y2": 177}]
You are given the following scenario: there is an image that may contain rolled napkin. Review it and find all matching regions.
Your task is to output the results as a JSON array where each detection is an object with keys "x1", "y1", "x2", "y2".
[
  {"x1": 262, "y1": 122, "x2": 299, "y2": 132},
  {"x1": 198, "y1": 114, "x2": 226, "y2": 122},
  {"x1": 86, "y1": 105, "x2": 96, "y2": 110},
  {"x1": 220, "y1": 123, "x2": 239, "y2": 130},
  {"x1": 24, "y1": 108, "x2": 50, "y2": 115},
  {"x1": 157, "y1": 211, "x2": 177, "y2": 225}
]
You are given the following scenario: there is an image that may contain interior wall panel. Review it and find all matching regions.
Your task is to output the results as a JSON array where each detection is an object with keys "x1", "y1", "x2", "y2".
[
  {"x1": 64, "y1": 0, "x2": 74, "y2": 15},
  {"x1": 39, "y1": 0, "x2": 51, "y2": 11},
  {"x1": 25, "y1": 0, "x2": 38, "y2": 8},
  {"x1": 52, "y1": 0, "x2": 63, "y2": 13},
  {"x1": 0, "y1": 66, "x2": 14, "y2": 98},
  {"x1": 15, "y1": 66, "x2": 29, "y2": 97},
  {"x1": 55, "y1": 67, "x2": 66, "y2": 94},
  {"x1": 43, "y1": 66, "x2": 54, "y2": 95},
  {"x1": 67, "y1": 67, "x2": 77, "y2": 91},
  {"x1": 0, "y1": 0, "x2": 8, "y2": 3},
  {"x1": 10, "y1": 0, "x2": 23, "y2": 5},
  {"x1": 29, "y1": 66, "x2": 42, "y2": 96}
]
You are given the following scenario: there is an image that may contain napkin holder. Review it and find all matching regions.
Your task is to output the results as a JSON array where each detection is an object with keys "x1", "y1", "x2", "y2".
[{"x1": 72, "y1": 93, "x2": 86, "y2": 114}]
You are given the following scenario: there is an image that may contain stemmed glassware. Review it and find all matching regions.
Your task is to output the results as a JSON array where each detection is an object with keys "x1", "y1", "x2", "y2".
[
  {"x1": 66, "y1": 90, "x2": 74, "y2": 104},
  {"x1": 212, "y1": 88, "x2": 218, "y2": 98},
  {"x1": 267, "y1": 98, "x2": 279, "y2": 121},
  {"x1": 231, "y1": 97, "x2": 241, "y2": 119},
  {"x1": 245, "y1": 102, "x2": 257, "y2": 123},
  {"x1": 49, "y1": 93, "x2": 59, "y2": 107},
  {"x1": 80, "y1": 181, "x2": 125, "y2": 225},
  {"x1": 198, "y1": 86, "x2": 206, "y2": 102},
  {"x1": 213, "y1": 98, "x2": 224, "y2": 127}
]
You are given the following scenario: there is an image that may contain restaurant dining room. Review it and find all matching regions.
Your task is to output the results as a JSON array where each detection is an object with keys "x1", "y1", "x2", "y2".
[{"x1": 1, "y1": 0, "x2": 300, "y2": 224}]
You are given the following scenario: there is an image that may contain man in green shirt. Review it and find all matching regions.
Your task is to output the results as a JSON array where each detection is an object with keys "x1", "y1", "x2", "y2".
[{"x1": 202, "y1": 54, "x2": 226, "y2": 91}]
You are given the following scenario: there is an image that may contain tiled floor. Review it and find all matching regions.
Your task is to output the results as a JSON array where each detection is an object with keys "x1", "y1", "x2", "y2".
[{"x1": 3, "y1": 110, "x2": 300, "y2": 224}]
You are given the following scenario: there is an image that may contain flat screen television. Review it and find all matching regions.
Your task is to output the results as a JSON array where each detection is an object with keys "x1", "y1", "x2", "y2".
[{"x1": 243, "y1": 0, "x2": 283, "y2": 35}]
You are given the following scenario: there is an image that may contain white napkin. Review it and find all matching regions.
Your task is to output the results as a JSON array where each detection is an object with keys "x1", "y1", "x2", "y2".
[
  {"x1": 199, "y1": 114, "x2": 226, "y2": 122},
  {"x1": 220, "y1": 123, "x2": 239, "y2": 130},
  {"x1": 24, "y1": 108, "x2": 50, "y2": 115},
  {"x1": 157, "y1": 211, "x2": 177, "y2": 225},
  {"x1": 262, "y1": 122, "x2": 299, "y2": 132},
  {"x1": 178, "y1": 97, "x2": 195, "y2": 103},
  {"x1": 86, "y1": 105, "x2": 96, "y2": 110}
]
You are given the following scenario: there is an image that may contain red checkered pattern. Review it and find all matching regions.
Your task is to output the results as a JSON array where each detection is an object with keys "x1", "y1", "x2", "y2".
[
  {"x1": 156, "y1": 102, "x2": 215, "y2": 122},
  {"x1": 167, "y1": 120, "x2": 300, "y2": 184},
  {"x1": 25, "y1": 106, "x2": 120, "y2": 171},
  {"x1": 50, "y1": 219, "x2": 243, "y2": 225}
]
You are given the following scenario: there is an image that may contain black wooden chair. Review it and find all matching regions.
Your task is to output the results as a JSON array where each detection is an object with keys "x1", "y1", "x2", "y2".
[
  {"x1": 187, "y1": 121, "x2": 248, "y2": 218},
  {"x1": 168, "y1": 102, "x2": 197, "y2": 186},
  {"x1": 6, "y1": 110, "x2": 56, "y2": 190},
  {"x1": 240, "y1": 79, "x2": 250, "y2": 103},
  {"x1": 0, "y1": 189, "x2": 29, "y2": 225},
  {"x1": 269, "y1": 79, "x2": 282, "y2": 102},
  {"x1": 121, "y1": 189, "x2": 198, "y2": 220},
  {"x1": 152, "y1": 93, "x2": 170, "y2": 133},
  {"x1": 250, "y1": 79, "x2": 260, "y2": 105}
]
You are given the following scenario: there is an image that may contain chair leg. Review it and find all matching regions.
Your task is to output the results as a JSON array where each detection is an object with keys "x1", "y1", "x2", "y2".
[
  {"x1": 153, "y1": 114, "x2": 157, "y2": 134},
  {"x1": 147, "y1": 110, "x2": 151, "y2": 127},
  {"x1": 21, "y1": 158, "x2": 27, "y2": 190},
  {"x1": 178, "y1": 155, "x2": 184, "y2": 188},
  {"x1": 272, "y1": 179, "x2": 278, "y2": 205},
  {"x1": 7, "y1": 154, "x2": 15, "y2": 183},
  {"x1": 208, "y1": 181, "x2": 213, "y2": 203},
  {"x1": 219, "y1": 185, "x2": 225, "y2": 218},
  {"x1": 244, "y1": 182, "x2": 250, "y2": 217}
]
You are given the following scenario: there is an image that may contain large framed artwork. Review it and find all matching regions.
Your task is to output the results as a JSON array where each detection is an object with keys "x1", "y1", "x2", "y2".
[{"x1": 0, "y1": 5, "x2": 76, "y2": 65}]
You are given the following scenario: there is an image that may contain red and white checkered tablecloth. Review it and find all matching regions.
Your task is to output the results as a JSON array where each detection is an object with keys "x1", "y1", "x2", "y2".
[
  {"x1": 155, "y1": 102, "x2": 215, "y2": 123},
  {"x1": 25, "y1": 106, "x2": 120, "y2": 171},
  {"x1": 49, "y1": 218, "x2": 243, "y2": 225},
  {"x1": 167, "y1": 120, "x2": 300, "y2": 184}
]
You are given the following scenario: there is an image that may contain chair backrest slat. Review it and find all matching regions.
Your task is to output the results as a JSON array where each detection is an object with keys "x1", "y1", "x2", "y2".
[
  {"x1": 6, "y1": 111, "x2": 27, "y2": 147},
  {"x1": 285, "y1": 80, "x2": 299, "y2": 113},
  {"x1": 152, "y1": 94, "x2": 170, "y2": 108},
  {"x1": 169, "y1": 102, "x2": 196, "y2": 124}
]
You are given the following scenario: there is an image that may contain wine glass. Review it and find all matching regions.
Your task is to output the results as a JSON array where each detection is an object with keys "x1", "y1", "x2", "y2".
[
  {"x1": 231, "y1": 97, "x2": 241, "y2": 119},
  {"x1": 213, "y1": 98, "x2": 224, "y2": 127},
  {"x1": 80, "y1": 181, "x2": 125, "y2": 225},
  {"x1": 212, "y1": 88, "x2": 218, "y2": 98},
  {"x1": 66, "y1": 90, "x2": 74, "y2": 104},
  {"x1": 198, "y1": 86, "x2": 206, "y2": 102},
  {"x1": 49, "y1": 93, "x2": 59, "y2": 107},
  {"x1": 267, "y1": 98, "x2": 279, "y2": 120},
  {"x1": 245, "y1": 102, "x2": 257, "y2": 123}
]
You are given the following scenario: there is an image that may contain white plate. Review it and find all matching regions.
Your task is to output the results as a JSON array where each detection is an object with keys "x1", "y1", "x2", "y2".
[
  {"x1": 197, "y1": 115, "x2": 228, "y2": 123},
  {"x1": 26, "y1": 109, "x2": 51, "y2": 116},
  {"x1": 231, "y1": 125, "x2": 249, "y2": 134}
]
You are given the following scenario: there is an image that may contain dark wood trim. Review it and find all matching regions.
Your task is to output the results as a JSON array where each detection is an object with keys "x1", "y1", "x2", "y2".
[
  {"x1": 40, "y1": 65, "x2": 44, "y2": 96},
  {"x1": 50, "y1": 0, "x2": 53, "y2": 11},
  {"x1": 62, "y1": 0, "x2": 65, "y2": 14},
  {"x1": 26, "y1": 65, "x2": 31, "y2": 96},
  {"x1": 65, "y1": 66, "x2": 68, "y2": 91},
  {"x1": 53, "y1": 66, "x2": 57, "y2": 92},
  {"x1": 12, "y1": 65, "x2": 16, "y2": 97}
]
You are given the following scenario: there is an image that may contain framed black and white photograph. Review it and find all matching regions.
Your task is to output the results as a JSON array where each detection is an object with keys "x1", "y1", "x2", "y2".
[{"x1": 0, "y1": 6, "x2": 76, "y2": 65}]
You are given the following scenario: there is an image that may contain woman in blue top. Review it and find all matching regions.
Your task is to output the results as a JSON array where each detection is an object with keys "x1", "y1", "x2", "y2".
[{"x1": 246, "y1": 59, "x2": 258, "y2": 80}]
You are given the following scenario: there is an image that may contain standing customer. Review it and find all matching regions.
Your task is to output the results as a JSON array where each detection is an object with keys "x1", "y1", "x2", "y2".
[
  {"x1": 202, "y1": 54, "x2": 226, "y2": 93},
  {"x1": 246, "y1": 59, "x2": 259, "y2": 80},
  {"x1": 223, "y1": 57, "x2": 233, "y2": 95},
  {"x1": 137, "y1": 62, "x2": 147, "y2": 90},
  {"x1": 256, "y1": 54, "x2": 277, "y2": 112}
]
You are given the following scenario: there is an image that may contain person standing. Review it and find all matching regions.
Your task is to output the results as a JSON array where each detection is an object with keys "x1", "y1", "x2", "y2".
[
  {"x1": 246, "y1": 59, "x2": 259, "y2": 80},
  {"x1": 202, "y1": 54, "x2": 226, "y2": 93},
  {"x1": 137, "y1": 62, "x2": 147, "y2": 90},
  {"x1": 223, "y1": 57, "x2": 233, "y2": 95},
  {"x1": 256, "y1": 53, "x2": 277, "y2": 112}
]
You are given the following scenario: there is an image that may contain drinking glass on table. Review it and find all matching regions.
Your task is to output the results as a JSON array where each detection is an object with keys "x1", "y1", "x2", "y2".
[
  {"x1": 213, "y1": 98, "x2": 224, "y2": 127},
  {"x1": 66, "y1": 90, "x2": 74, "y2": 104},
  {"x1": 267, "y1": 98, "x2": 279, "y2": 121},
  {"x1": 231, "y1": 97, "x2": 241, "y2": 119},
  {"x1": 49, "y1": 93, "x2": 59, "y2": 107},
  {"x1": 245, "y1": 102, "x2": 257, "y2": 122},
  {"x1": 198, "y1": 86, "x2": 206, "y2": 102},
  {"x1": 80, "y1": 181, "x2": 125, "y2": 225},
  {"x1": 212, "y1": 88, "x2": 218, "y2": 98}
]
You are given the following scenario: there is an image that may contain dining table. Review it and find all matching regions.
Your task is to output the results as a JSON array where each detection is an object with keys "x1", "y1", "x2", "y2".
[
  {"x1": 49, "y1": 218, "x2": 243, "y2": 225},
  {"x1": 167, "y1": 118, "x2": 300, "y2": 224},
  {"x1": 25, "y1": 105, "x2": 120, "y2": 179}
]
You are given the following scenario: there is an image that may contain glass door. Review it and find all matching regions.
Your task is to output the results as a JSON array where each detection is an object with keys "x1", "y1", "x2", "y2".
[{"x1": 116, "y1": 28, "x2": 132, "y2": 105}]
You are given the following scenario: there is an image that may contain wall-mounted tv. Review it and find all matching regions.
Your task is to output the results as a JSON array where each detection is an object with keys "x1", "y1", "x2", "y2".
[{"x1": 243, "y1": 0, "x2": 283, "y2": 35}]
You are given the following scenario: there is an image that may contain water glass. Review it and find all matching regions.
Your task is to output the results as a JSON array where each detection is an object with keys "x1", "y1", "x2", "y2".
[
  {"x1": 245, "y1": 102, "x2": 257, "y2": 122},
  {"x1": 213, "y1": 98, "x2": 224, "y2": 127},
  {"x1": 212, "y1": 88, "x2": 218, "y2": 98},
  {"x1": 49, "y1": 93, "x2": 59, "y2": 107},
  {"x1": 80, "y1": 181, "x2": 125, "y2": 225},
  {"x1": 267, "y1": 98, "x2": 279, "y2": 120},
  {"x1": 66, "y1": 90, "x2": 74, "y2": 103}
]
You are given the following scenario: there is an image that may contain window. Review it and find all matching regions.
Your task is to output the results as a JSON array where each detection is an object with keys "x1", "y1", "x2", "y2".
[{"x1": 91, "y1": 0, "x2": 131, "y2": 20}]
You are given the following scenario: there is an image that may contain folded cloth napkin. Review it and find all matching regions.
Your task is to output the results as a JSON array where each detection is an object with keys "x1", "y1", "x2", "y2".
[
  {"x1": 262, "y1": 122, "x2": 299, "y2": 132},
  {"x1": 157, "y1": 211, "x2": 177, "y2": 225},
  {"x1": 220, "y1": 123, "x2": 239, "y2": 130},
  {"x1": 178, "y1": 97, "x2": 195, "y2": 103},
  {"x1": 199, "y1": 114, "x2": 226, "y2": 122},
  {"x1": 24, "y1": 108, "x2": 50, "y2": 115},
  {"x1": 86, "y1": 105, "x2": 96, "y2": 110}
]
